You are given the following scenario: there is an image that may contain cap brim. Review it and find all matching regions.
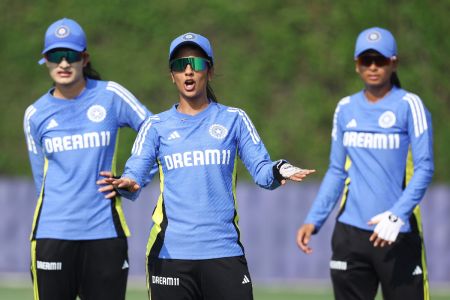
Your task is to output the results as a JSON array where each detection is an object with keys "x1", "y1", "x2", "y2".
[
  {"x1": 354, "y1": 46, "x2": 393, "y2": 59},
  {"x1": 169, "y1": 41, "x2": 198, "y2": 59},
  {"x1": 169, "y1": 41, "x2": 213, "y2": 64},
  {"x1": 41, "y1": 42, "x2": 85, "y2": 55}
]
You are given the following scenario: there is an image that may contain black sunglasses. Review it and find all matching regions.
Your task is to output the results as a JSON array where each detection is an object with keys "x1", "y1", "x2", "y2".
[
  {"x1": 45, "y1": 50, "x2": 83, "y2": 64},
  {"x1": 357, "y1": 55, "x2": 393, "y2": 67}
]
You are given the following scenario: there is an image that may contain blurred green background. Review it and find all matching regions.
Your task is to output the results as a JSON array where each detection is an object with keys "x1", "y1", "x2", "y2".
[{"x1": 1, "y1": 0, "x2": 449, "y2": 181}]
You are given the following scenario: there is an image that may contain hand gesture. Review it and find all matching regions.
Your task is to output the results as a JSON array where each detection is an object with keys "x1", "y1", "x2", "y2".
[
  {"x1": 284, "y1": 167, "x2": 316, "y2": 184},
  {"x1": 97, "y1": 171, "x2": 141, "y2": 199},
  {"x1": 275, "y1": 160, "x2": 316, "y2": 185}
]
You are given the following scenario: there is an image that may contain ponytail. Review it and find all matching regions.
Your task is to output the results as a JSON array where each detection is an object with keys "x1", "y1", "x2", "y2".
[
  {"x1": 207, "y1": 82, "x2": 218, "y2": 102},
  {"x1": 83, "y1": 62, "x2": 102, "y2": 80},
  {"x1": 391, "y1": 72, "x2": 401, "y2": 88}
]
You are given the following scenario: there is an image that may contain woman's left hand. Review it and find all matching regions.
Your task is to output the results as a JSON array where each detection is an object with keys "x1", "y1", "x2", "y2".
[{"x1": 368, "y1": 211, "x2": 404, "y2": 247}]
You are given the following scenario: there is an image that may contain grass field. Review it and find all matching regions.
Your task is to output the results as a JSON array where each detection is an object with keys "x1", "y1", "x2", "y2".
[
  {"x1": 1, "y1": 284, "x2": 450, "y2": 300},
  {"x1": 0, "y1": 285, "x2": 337, "y2": 300}
]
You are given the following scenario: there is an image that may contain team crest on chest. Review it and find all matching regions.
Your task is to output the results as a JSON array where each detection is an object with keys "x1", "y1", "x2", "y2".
[
  {"x1": 209, "y1": 124, "x2": 228, "y2": 139},
  {"x1": 87, "y1": 105, "x2": 107, "y2": 123},
  {"x1": 378, "y1": 111, "x2": 396, "y2": 128}
]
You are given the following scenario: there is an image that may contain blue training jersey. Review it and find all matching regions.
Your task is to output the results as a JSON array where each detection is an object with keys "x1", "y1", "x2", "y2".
[
  {"x1": 24, "y1": 79, "x2": 151, "y2": 240},
  {"x1": 304, "y1": 87, "x2": 434, "y2": 233},
  {"x1": 120, "y1": 102, "x2": 281, "y2": 259}
]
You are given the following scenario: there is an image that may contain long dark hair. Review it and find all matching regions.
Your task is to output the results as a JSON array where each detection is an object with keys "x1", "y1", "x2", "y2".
[
  {"x1": 83, "y1": 62, "x2": 101, "y2": 80},
  {"x1": 391, "y1": 72, "x2": 401, "y2": 88},
  {"x1": 206, "y1": 82, "x2": 217, "y2": 103}
]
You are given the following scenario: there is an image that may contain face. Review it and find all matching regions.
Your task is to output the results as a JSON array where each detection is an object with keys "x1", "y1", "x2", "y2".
[
  {"x1": 355, "y1": 51, "x2": 397, "y2": 89},
  {"x1": 45, "y1": 49, "x2": 89, "y2": 88},
  {"x1": 170, "y1": 46, "x2": 213, "y2": 102}
]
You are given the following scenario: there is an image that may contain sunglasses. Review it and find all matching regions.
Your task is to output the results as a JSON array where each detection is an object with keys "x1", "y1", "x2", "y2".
[
  {"x1": 169, "y1": 57, "x2": 210, "y2": 72},
  {"x1": 357, "y1": 55, "x2": 393, "y2": 67},
  {"x1": 45, "y1": 50, "x2": 83, "y2": 64}
]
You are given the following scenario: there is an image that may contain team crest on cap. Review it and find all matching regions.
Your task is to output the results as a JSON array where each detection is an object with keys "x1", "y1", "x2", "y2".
[
  {"x1": 209, "y1": 124, "x2": 228, "y2": 139},
  {"x1": 183, "y1": 33, "x2": 195, "y2": 40},
  {"x1": 378, "y1": 111, "x2": 396, "y2": 128},
  {"x1": 55, "y1": 25, "x2": 70, "y2": 38},
  {"x1": 367, "y1": 31, "x2": 381, "y2": 42},
  {"x1": 87, "y1": 105, "x2": 107, "y2": 123}
]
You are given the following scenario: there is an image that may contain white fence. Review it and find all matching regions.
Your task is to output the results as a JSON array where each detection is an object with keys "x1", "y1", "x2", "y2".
[{"x1": 1, "y1": 178, "x2": 449, "y2": 284}]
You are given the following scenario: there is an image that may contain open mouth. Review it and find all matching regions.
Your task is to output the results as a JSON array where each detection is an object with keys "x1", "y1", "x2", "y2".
[{"x1": 184, "y1": 79, "x2": 195, "y2": 91}]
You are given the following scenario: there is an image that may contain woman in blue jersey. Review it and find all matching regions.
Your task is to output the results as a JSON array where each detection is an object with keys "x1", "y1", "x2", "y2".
[
  {"x1": 24, "y1": 18, "x2": 151, "y2": 300},
  {"x1": 296, "y1": 27, "x2": 434, "y2": 300},
  {"x1": 99, "y1": 32, "x2": 315, "y2": 300}
]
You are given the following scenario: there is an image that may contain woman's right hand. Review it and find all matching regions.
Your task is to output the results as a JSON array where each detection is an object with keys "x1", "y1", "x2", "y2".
[
  {"x1": 110, "y1": 177, "x2": 140, "y2": 192},
  {"x1": 97, "y1": 171, "x2": 141, "y2": 199},
  {"x1": 296, "y1": 224, "x2": 316, "y2": 254}
]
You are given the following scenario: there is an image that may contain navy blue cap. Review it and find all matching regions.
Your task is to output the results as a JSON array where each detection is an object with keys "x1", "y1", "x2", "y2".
[{"x1": 169, "y1": 32, "x2": 214, "y2": 64}]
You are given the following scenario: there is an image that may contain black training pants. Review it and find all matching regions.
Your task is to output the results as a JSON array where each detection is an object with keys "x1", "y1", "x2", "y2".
[
  {"x1": 31, "y1": 238, "x2": 128, "y2": 300},
  {"x1": 330, "y1": 222, "x2": 428, "y2": 300}
]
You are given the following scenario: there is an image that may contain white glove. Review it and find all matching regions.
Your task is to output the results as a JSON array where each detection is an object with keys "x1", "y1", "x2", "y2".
[
  {"x1": 370, "y1": 211, "x2": 405, "y2": 242},
  {"x1": 280, "y1": 163, "x2": 305, "y2": 178},
  {"x1": 274, "y1": 160, "x2": 305, "y2": 180}
]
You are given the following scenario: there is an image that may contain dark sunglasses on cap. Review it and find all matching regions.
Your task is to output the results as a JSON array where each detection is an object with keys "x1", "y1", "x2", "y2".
[
  {"x1": 169, "y1": 57, "x2": 210, "y2": 72},
  {"x1": 45, "y1": 50, "x2": 83, "y2": 64},
  {"x1": 357, "y1": 55, "x2": 393, "y2": 67}
]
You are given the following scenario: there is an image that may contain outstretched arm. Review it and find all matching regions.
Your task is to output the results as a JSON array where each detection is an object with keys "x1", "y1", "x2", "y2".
[{"x1": 230, "y1": 107, "x2": 314, "y2": 189}]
